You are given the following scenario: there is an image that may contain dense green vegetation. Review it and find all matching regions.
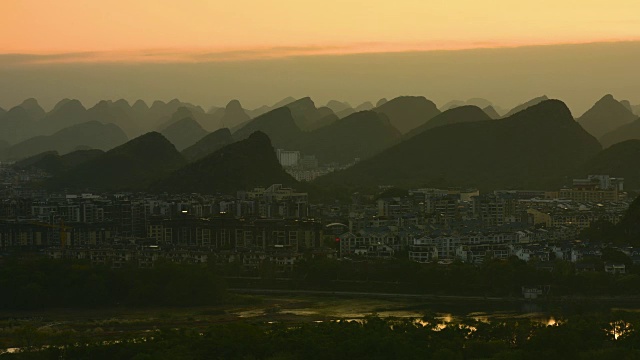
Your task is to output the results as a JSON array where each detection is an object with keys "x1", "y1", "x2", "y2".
[
  {"x1": 6, "y1": 313, "x2": 640, "y2": 359},
  {"x1": 0, "y1": 258, "x2": 226, "y2": 310},
  {"x1": 3, "y1": 248, "x2": 640, "y2": 313},
  {"x1": 581, "y1": 194, "x2": 640, "y2": 245},
  {"x1": 262, "y1": 256, "x2": 640, "y2": 298}
]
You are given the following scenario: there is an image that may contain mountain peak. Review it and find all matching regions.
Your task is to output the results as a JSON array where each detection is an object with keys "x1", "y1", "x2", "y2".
[
  {"x1": 17, "y1": 98, "x2": 46, "y2": 120},
  {"x1": 20, "y1": 98, "x2": 41, "y2": 109},
  {"x1": 132, "y1": 99, "x2": 149, "y2": 112},
  {"x1": 374, "y1": 96, "x2": 440, "y2": 134},
  {"x1": 247, "y1": 130, "x2": 272, "y2": 145},
  {"x1": 578, "y1": 94, "x2": 637, "y2": 139},
  {"x1": 273, "y1": 97, "x2": 297, "y2": 108},
  {"x1": 287, "y1": 97, "x2": 316, "y2": 111},
  {"x1": 154, "y1": 131, "x2": 296, "y2": 195},
  {"x1": 482, "y1": 105, "x2": 501, "y2": 119},
  {"x1": 226, "y1": 99, "x2": 243, "y2": 111},
  {"x1": 503, "y1": 95, "x2": 549, "y2": 117}
]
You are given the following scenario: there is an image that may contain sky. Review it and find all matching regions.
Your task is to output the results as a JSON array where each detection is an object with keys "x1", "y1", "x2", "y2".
[{"x1": 1, "y1": 0, "x2": 640, "y2": 113}]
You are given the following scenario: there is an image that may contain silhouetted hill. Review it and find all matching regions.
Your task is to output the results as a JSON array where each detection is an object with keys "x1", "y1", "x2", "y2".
[
  {"x1": 335, "y1": 109, "x2": 355, "y2": 119},
  {"x1": 285, "y1": 97, "x2": 336, "y2": 130},
  {"x1": 233, "y1": 107, "x2": 302, "y2": 148},
  {"x1": 578, "y1": 94, "x2": 638, "y2": 140},
  {"x1": 19, "y1": 98, "x2": 46, "y2": 121},
  {"x1": 219, "y1": 100, "x2": 250, "y2": 129},
  {"x1": 181, "y1": 128, "x2": 234, "y2": 162},
  {"x1": 326, "y1": 100, "x2": 352, "y2": 113},
  {"x1": 442, "y1": 98, "x2": 493, "y2": 111},
  {"x1": 14, "y1": 149, "x2": 104, "y2": 175},
  {"x1": 132, "y1": 99, "x2": 149, "y2": 114},
  {"x1": 47, "y1": 132, "x2": 186, "y2": 191},
  {"x1": 0, "y1": 105, "x2": 38, "y2": 144},
  {"x1": 146, "y1": 99, "x2": 205, "y2": 130},
  {"x1": 154, "y1": 131, "x2": 296, "y2": 194},
  {"x1": 503, "y1": 96, "x2": 549, "y2": 117},
  {"x1": 38, "y1": 99, "x2": 88, "y2": 135},
  {"x1": 375, "y1": 99, "x2": 388, "y2": 107},
  {"x1": 160, "y1": 117, "x2": 208, "y2": 151},
  {"x1": 294, "y1": 111, "x2": 402, "y2": 164},
  {"x1": 620, "y1": 100, "x2": 633, "y2": 112},
  {"x1": 3, "y1": 121, "x2": 127, "y2": 161},
  {"x1": 373, "y1": 96, "x2": 441, "y2": 134},
  {"x1": 355, "y1": 101, "x2": 374, "y2": 111},
  {"x1": 580, "y1": 140, "x2": 640, "y2": 190},
  {"x1": 441, "y1": 100, "x2": 465, "y2": 110},
  {"x1": 245, "y1": 97, "x2": 296, "y2": 118},
  {"x1": 599, "y1": 117, "x2": 640, "y2": 148},
  {"x1": 405, "y1": 105, "x2": 491, "y2": 139},
  {"x1": 482, "y1": 105, "x2": 501, "y2": 119},
  {"x1": 633, "y1": 104, "x2": 640, "y2": 116},
  {"x1": 616, "y1": 195, "x2": 640, "y2": 245},
  {"x1": 87, "y1": 100, "x2": 141, "y2": 138},
  {"x1": 466, "y1": 98, "x2": 493, "y2": 108},
  {"x1": 316, "y1": 100, "x2": 601, "y2": 191}
]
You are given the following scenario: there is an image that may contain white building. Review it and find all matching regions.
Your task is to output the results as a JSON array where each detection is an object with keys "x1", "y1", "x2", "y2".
[{"x1": 276, "y1": 149, "x2": 300, "y2": 167}]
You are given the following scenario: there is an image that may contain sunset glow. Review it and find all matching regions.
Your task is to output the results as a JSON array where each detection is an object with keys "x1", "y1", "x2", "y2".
[{"x1": 2, "y1": 0, "x2": 640, "y2": 63}]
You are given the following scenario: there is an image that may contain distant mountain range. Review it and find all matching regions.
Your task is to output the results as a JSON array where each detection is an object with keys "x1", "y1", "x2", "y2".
[
  {"x1": 181, "y1": 128, "x2": 234, "y2": 162},
  {"x1": 373, "y1": 96, "x2": 441, "y2": 134},
  {"x1": 3, "y1": 94, "x2": 640, "y2": 191},
  {"x1": 404, "y1": 105, "x2": 491, "y2": 139},
  {"x1": 153, "y1": 131, "x2": 296, "y2": 194},
  {"x1": 1, "y1": 121, "x2": 127, "y2": 161},
  {"x1": 14, "y1": 149, "x2": 105, "y2": 175},
  {"x1": 316, "y1": 100, "x2": 601, "y2": 191},
  {"x1": 578, "y1": 94, "x2": 637, "y2": 140},
  {"x1": 46, "y1": 132, "x2": 186, "y2": 191},
  {"x1": 233, "y1": 107, "x2": 401, "y2": 164},
  {"x1": 502, "y1": 96, "x2": 549, "y2": 118},
  {"x1": 581, "y1": 140, "x2": 640, "y2": 190},
  {"x1": 159, "y1": 117, "x2": 208, "y2": 151}
]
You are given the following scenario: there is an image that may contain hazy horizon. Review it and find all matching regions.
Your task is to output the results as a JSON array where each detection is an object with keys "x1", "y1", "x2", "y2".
[{"x1": 2, "y1": 41, "x2": 640, "y2": 116}]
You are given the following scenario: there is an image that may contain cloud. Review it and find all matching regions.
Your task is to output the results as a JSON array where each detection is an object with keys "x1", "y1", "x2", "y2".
[{"x1": 2, "y1": 39, "x2": 640, "y2": 65}]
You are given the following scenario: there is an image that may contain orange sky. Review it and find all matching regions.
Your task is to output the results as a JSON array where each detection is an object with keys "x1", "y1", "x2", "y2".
[{"x1": 1, "y1": 0, "x2": 640, "y2": 62}]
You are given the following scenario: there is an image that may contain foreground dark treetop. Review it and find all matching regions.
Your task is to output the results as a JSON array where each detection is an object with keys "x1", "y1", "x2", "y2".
[{"x1": 316, "y1": 99, "x2": 602, "y2": 191}]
